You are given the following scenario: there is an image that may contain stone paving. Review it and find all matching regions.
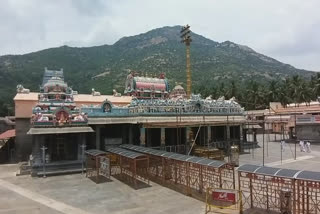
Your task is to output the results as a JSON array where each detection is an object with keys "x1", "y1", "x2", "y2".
[
  {"x1": 0, "y1": 134, "x2": 319, "y2": 214},
  {"x1": 239, "y1": 133, "x2": 320, "y2": 172}
]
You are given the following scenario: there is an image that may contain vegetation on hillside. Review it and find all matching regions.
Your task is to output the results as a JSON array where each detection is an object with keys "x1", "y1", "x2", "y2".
[
  {"x1": 0, "y1": 26, "x2": 316, "y2": 116},
  {"x1": 195, "y1": 73, "x2": 320, "y2": 110}
]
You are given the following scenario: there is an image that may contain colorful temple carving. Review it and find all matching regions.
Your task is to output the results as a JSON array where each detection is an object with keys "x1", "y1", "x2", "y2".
[
  {"x1": 124, "y1": 71, "x2": 169, "y2": 99},
  {"x1": 82, "y1": 94, "x2": 243, "y2": 117},
  {"x1": 31, "y1": 76, "x2": 88, "y2": 127}
]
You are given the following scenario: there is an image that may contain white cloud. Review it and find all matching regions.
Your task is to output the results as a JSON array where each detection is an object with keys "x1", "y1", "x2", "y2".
[{"x1": 0, "y1": 0, "x2": 319, "y2": 70}]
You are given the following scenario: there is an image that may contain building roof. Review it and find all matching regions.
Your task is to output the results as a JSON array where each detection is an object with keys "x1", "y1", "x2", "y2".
[
  {"x1": 274, "y1": 105, "x2": 320, "y2": 114},
  {"x1": 245, "y1": 109, "x2": 270, "y2": 116},
  {"x1": 14, "y1": 92, "x2": 132, "y2": 104},
  {"x1": 27, "y1": 127, "x2": 94, "y2": 135},
  {"x1": 74, "y1": 94, "x2": 132, "y2": 104},
  {"x1": 14, "y1": 92, "x2": 39, "y2": 101},
  {"x1": 0, "y1": 129, "x2": 16, "y2": 140}
]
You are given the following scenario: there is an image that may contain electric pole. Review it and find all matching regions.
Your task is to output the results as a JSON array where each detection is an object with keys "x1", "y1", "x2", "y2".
[{"x1": 180, "y1": 25, "x2": 192, "y2": 99}]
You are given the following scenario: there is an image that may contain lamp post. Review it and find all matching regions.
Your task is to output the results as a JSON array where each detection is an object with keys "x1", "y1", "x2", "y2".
[
  {"x1": 81, "y1": 143, "x2": 87, "y2": 174},
  {"x1": 263, "y1": 115, "x2": 265, "y2": 166},
  {"x1": 41, "y1": 145, "x2": 47, "y2": 178},
  {"x1": 294, "y1": 112, "x2": 297, "y2": 160},
  {"x1": 180, "y1": 24, "x2": 192, "y2": 99}
]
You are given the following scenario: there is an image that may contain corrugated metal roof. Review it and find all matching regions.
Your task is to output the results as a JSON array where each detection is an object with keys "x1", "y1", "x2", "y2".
[
  {"x1": 85, "y1": 149, "x2": 107, "y2": 157},
  {"x1": 296, "y1": 170, "x2": 320, "y2": 181},
  {"x1": 120, "y1": 144, "x2": 226, "y2": 168},
  {"x1": 107, "y1": 147, "x2": 146, "y2": 159},
  {"x1": 238, "y1": 164, "x2": 320, "y2": 181},
  {"x1": 238, "y1": 164, "x2": 262, "y2": 173},
  {"x1": 275, "y1": 168, "x2": 300, "y2": 178},
  {"x1": 255, "y1": 166, "x2": 281, "y2": 176}
]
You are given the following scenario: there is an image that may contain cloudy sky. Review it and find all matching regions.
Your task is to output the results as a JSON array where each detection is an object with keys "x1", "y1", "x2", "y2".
[{"x1": 1, "y1": 0, "x2": 320, "y2": 71}]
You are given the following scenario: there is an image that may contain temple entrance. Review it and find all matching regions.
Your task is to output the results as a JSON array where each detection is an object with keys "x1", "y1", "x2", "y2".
[{"x1": 44, "y1": 134, "x2": 78, "y2": 161}]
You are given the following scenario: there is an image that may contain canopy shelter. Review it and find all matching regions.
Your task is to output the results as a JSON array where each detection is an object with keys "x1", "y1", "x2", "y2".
[
  {"x1": 85, "y1": 149, "x2": 109, "y2": 183},
  {"x1": 0, "y1": 129, "x2": 15, "y2": 163},
  {"x1": 106, "y1": 147, "x2": 149, "y2": 189},
  {"x1": 27, "y1": 126, "x2": 94, "y2": 135},
  {"x1": 0, "y1": 129, "x2": 15, "y2": 149},
  {"x1": 238, "y1": 164, "x2": 320, "y2": 214},
  {"x1": 120, "y1": 144, "x2": 235, "y2": 201}
]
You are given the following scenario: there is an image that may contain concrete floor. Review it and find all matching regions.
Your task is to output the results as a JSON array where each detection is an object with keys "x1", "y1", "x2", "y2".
[
  {"x1": 239, "y1": 133, "x2": 320, "y2": 172},
  {"x1": 0, "y1": 164, "x2": 208, "y2": 214},
  {"x1": 1, "y1": 134, "x2": 319, "y2": 214}
]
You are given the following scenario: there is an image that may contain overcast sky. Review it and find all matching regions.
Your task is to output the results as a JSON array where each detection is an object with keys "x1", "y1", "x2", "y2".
[{"x1": 1, "y1": 0, "x2": 320, "y2": 71}]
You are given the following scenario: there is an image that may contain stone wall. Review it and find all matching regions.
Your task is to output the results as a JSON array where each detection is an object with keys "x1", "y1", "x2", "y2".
[{"x1": 15, "y1": 118, "x2": 32, "y2": 161}]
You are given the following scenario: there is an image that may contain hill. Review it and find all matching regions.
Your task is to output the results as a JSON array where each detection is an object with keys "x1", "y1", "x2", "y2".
[{"x1": 0, "y1": 25, "x2": 315, "y2": 115}]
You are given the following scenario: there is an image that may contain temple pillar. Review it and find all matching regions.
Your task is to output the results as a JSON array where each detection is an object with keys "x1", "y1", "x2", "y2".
[
  {"x1": 186, "y1": 127, "x2": 191, "y2": 145},
  {"x1": 129, "y1": 125, "x2": 133, "y2": 144},
  {"x1": 239, "y1": 125, "x2": 243, "y2": 152},
  {"x1": 78, "y1": 134, "x2": 86, "y2": 160},
  {"x1": 161, "y1": 128, "x2": 166, "y2": 147},
  {"x1": 253, "y1": 129, "x2": 257, "y2": 142},
  {"x1": 140, "y1": 127, "x2": 146, "y2": 146},
  {"x1": 226, "y1": 125, "x2": 231, "y2": 156},
  {"x1": 32, "y1": 135, "x2": 41, "y2": 166},
  {"x1": 122, "y1": 125, "x2": 127, "y2": 144},
  {"x1": 243, "y1": 129, "x2": 247, "y2": 142},
  {"x1": 185, "y1": 127, "x2": 193, "y2": 154},
  {"x1": 95, "y1": 125, "x2": 101, "y2": 150},
  {"x1": 207, "y1": 126, "x2": 212, "y2": 146},
  {"x1": 226, "y1": 125, "x2": 230, "y2": 140},
  {"x1": 77, "y1": 134, "x2": 81, "y2": 160}
]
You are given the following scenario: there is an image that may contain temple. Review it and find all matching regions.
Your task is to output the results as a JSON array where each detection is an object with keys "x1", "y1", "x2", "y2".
[{"x1": 14, "y1": 68, "x2": 246, "y2": 175}]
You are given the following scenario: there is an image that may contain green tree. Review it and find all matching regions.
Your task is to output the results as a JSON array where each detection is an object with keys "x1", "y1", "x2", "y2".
[
  {"x1": 245, "y1": 81, "x2": 265, "y2": 110},
  {"x1": 226, "y1": 80, "x2": 237, "y2": 99}
]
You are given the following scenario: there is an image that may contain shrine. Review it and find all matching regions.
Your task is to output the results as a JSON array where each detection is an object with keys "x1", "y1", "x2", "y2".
[{"x1": 25, "y1": 69, "x2": 94, "y2": 175}]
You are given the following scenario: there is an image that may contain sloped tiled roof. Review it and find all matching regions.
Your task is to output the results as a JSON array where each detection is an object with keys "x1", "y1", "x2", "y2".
[{"x1": 0, "y1": 129, "x2": 16, "y2": 140}]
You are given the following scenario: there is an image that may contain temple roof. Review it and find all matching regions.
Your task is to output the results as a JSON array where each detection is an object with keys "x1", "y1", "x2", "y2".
[
  {"x1": 42, "y1": 68, "x2": 64, "y2": 86},
  {"x1": 14, "y1": 92, "x2": 132, "y2": 104},
  {"x1": 134, "y1": 77, "x2": 166, "y2": 84},
  {"x1": 74, "y1": 94, "x2": 132, "y2": 104},
  {"x1": 43, "y1": 77, "x2": 67, "y2": 88}
]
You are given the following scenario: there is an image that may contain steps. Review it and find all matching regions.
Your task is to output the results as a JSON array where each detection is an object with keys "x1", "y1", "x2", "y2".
[{"x1": 32, "y1": 161, "x2": 85, "y2": 177}]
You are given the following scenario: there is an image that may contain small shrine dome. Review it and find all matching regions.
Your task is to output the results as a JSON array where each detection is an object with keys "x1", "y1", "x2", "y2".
[{"x1": 169, "y1": 83, "x2": 187, "y2": 99}]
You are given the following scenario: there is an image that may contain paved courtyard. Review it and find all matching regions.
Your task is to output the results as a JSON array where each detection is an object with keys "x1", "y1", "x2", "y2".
[
  {"x1": 0, "y1": 134, "x2": 319, "y2": 214},
  {"x1": 239, "y1": 134, "x2": 320, "y2": 172},
  {"x1": 0, "y1": 165, "x2": 207, "y2": 214}
]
